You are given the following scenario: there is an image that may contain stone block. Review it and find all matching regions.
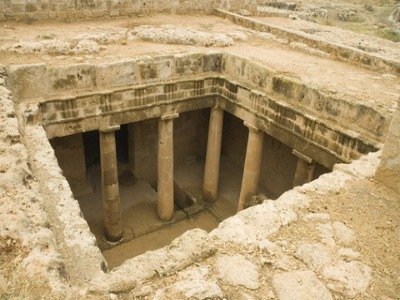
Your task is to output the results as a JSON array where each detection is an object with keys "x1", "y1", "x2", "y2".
[
  {"x1": 9, "y1": 64, "x2": 47, "y2": 101},
  {"x1": 203, "y1": 53, "x2": 222, "y2": 72},
  {"x1": 175, "y1": 53, "x2": 203, "y2": 76},
  {"x1": 33, "y1": 12, "x2": 50, "y2": 20},
  {"x1": 82, "y1": 10, "x2": 93, "y2": 18},
  {"x1": 11, "y1": 3, "x2": 25, "y2": 13},
  {"x1": 4, "y1": 13, "x2": 15, "y2": 21},
  {"x1": 92, "y1": 9, "x2": 107, "y2": 18},
  {"x1": 215, "y1": 254, "x2": 260, "y2": 290},
  {"x1": 48, "y1": 11, "x2": 57, "y2": 19},
  {"x1": 74, "y1": 10, "x2": 83, "y2": 19},
  {"x1": 57, "y1": 11, "x2": 67, "y2": 19},
  {"x1": 66, "y1": 10, "x2": 75, "y2": 19},
  {"x1": 110, "y1": 9, "x2": 120, "y2": 17},
  {"x1": 272, "y1": 270, "x2": 333, "y2": 300},
  {"x1": 96, "y1": 59, "x2": 137, "y2": 88},
  {"x1": 46, "y1": 64, "x2": 96, "y2": 94}
]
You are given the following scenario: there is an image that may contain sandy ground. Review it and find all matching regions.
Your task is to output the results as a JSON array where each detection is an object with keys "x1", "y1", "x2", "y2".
[
  {"x1": 0, "y1": 15, "x2": 399, "y2": 117},
  {"x1": 272, "y1": 180, "x2": 400, "y2": 299}
]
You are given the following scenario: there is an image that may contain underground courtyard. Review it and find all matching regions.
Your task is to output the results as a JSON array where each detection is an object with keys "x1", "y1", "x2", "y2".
[{"x1": 0, "y1": 1, "x2": 399, "y2": 299}]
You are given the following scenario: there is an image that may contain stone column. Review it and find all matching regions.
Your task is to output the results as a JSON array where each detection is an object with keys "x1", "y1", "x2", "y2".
[
  {"x1": 100, "y1": 125, "x2": 123, "y2": 242},
  {"x1": 203, "y1": 106, "x2": 224, "y2": 203},
  {"x1": 238, "y1": 122, "x2": 264, "y2": 211},
  {"x1": 292, "y1": 150, "x2": 316, "y2": 188},
  {"x1": 158, "y1": 113, "x2": 179, "y2": 221}
]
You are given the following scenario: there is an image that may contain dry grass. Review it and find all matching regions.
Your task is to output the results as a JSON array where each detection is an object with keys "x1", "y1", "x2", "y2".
[
  {"x1": 294, "y1": 0, "x2": 400, "y2": 42},
  {"x1": 0, "y1": 237, "x2": 54, "y2": 300}
]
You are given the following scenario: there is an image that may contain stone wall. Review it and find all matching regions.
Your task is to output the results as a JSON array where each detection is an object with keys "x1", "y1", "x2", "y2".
[
  {"x1": 376, "y1": 99, "x2": 400, "y2": 194},
  {"x1": 7, "y1": 53, "x2": 382, "y2": 169},
  {"x1": 0, "y1": 65, "x2": 70, "y2": 295},
  {"x1": 88, "y1": 150, "x2": 382, "y2": 298},
  {"x1": 132, "y1": 110, "x2": 209, "y2": 187},
  {"x1": 0, "y1": 0, "x2": 257, "y2": 22},
  {"x1": 222, "y1": 113, "x2": 300, "y2": 199}
]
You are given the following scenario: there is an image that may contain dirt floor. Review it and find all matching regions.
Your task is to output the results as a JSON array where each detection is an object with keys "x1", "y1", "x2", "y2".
[
  {"x1": 78, "y1": 156, "x2": 244, "y2": 261},
  {"x1": 103, "y1": 211, "x2": 220, "y2": 269}
]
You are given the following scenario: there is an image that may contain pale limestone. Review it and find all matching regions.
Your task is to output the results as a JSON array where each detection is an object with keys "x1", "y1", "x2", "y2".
[
  {"x1": 295, "y1": 243, "x2": 333, "y2": 271},
  {"x1": 322, "y1": 261, "x2": 372, "y2": 298},
  {"x1": 215, "y1": 254, "x2": 260, "y2": 290},
  {"x1": 304, "y1": 213, "x2": 330, "y2": 222},
  {"x1": 133, "y1": 25, "x2": 235, "y2": 47},
  {"x1": 93, "y1": 229, "x2": 216, "y2": 293},
  {"x1": 337, "y1": 248, "x2": 360, "y2": 260},
  {"x1": 332, "y1": 222, "x2": 356, "y2": 246},
  {"x1": 272, "y1": 270, "x2": 333, "y2": 300},
  {"x1": 173, "y1": 267, "x2": 223, "y2": 299},
  {"x1": 376, "y1": 99, "x2": 400, "y2": 194}
]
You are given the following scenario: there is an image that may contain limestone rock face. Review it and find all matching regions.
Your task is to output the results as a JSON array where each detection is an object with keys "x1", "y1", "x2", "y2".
[
  {"x1": 215, "y1": 254, "x2": 260, "y2": 290},
  {"x1": 295, "y1": 243, "x2": 333, "y2": 271},
  {"x1": 272, "y1": 270, "x2": 333, "y2": 300},
  {"x1": 173, "y1": 267, "x2": 223, "y2": 299},
  {"x1": 332, "y1": 222, "x2": 355, "y2": 246},
  {"x1": 376, "y1": 99, "x2": 400, "y2": 194},
  {"x1": 388, "y1": 5, "x2": 400, "y2": 23},
  {"x1": 322, "y1": 261, "x2": 372, "y2": 298},
  {"x1": 95, "y1": 229, "x2": 216, "y2": 293}
]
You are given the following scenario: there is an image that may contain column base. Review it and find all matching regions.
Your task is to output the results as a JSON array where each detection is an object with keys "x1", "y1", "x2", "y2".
[
  {"x1": 203, "y1": 189, "x2": 218, "y2": 203},
  {"x1": 104, "y1": 224, "x2": 124, "y2": 243}
]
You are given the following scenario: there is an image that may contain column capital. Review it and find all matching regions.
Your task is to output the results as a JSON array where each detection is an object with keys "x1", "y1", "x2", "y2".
[
  {"x1": 99, "y1": 125, "x2": 121, "y2": 133},
  {"x1": 292, "y1": 149, "x2": 313, "y2": 164},
  {"x1": 211, "y1": 104, "x2": 222, "y2": 111},
  {"x1": 161, "y1": 113, "x2": 179, "y2": 121},
  {"x1": 244, "y1": 122, "x2": 260, "y2": 132}
]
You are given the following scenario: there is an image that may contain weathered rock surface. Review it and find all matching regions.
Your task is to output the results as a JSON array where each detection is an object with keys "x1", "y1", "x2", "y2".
[
  {"x1": 295, "y1": 243, "x2": 333, "y2": 271},
  {"x1": 132, "y1": 25, "x2": 235, "y2": 47},
  {"x1": 215, "y1": 254, "x2": 260, "y2": 290},
  {"x1": 272, "y1": 270, "x2": 333, "y2": 300},
  {"x1": 92, "y1": 229, "x2": 216, "y2": 293},
  {"x1": 322, "y1": 261, "x2": 372, "y2": 298},
  {"x1": 173, "y1": 267, "x2": 223, "y2": 299},
  {"x1": 376, "y1": 98, "x2": 400, "y2": 194},
  {"x1": 332, "y1": 222, "x2": 356, "y2": 246}
]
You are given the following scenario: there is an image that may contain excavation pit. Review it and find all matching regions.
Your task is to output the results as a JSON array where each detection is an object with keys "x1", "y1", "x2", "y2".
[
  {"x1": 9, "y1": 51, "x2": 385, "y2": 270},
  {"x1": 1, "y1": 8, "x2": 399, "y2": 296},
  {"x1": 47, "y1": 107, "x2": 332, "y2": 267}
]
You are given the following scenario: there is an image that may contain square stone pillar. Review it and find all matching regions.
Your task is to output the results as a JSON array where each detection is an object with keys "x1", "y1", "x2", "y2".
[
  {"x1": 158, "y1": 113, "x2": 179, "y2": 221},
  {"x1": 51, "y1": 133, "x2": 91, "y2": 198},
  {"x1": 292, "y1": 150, "x2": 316, "y2": 188},
  {"x1": 238, "y1": 122, "x2": 264, "y2": 211},
  {"x1": 100, "y1": 125, "x2": 123, "y2": 242},
  {"x1": 203, "y1": 106, "x2": 224, "y2": 203},
  {"x1": 127, "y1": 123, "x2": 135, "y2": 174}
]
